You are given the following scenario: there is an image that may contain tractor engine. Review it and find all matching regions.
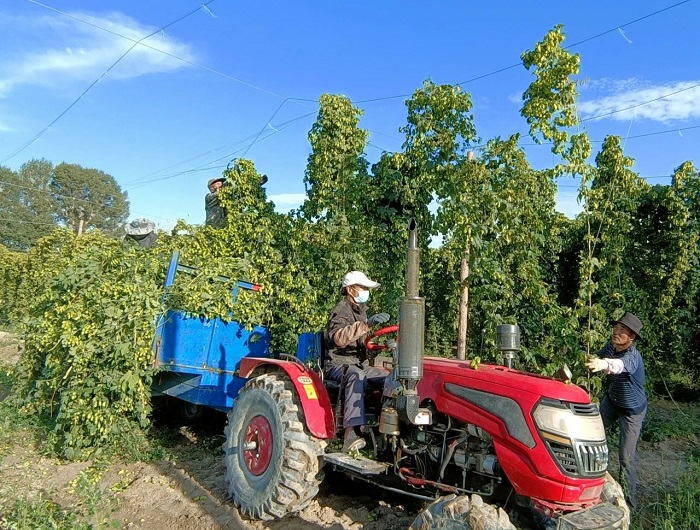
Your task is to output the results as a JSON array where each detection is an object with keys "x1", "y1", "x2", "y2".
[{"x1": 380, "y1": 396, "x2": 505, "y2": 498}]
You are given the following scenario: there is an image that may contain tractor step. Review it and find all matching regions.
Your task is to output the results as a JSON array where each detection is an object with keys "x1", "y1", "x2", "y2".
[
  {"x1": 556, "y1": 501, "x2": 627, "y2": 530},
  {"x1": 323, "y1": 452, "x2": 391, "y2": 475}
]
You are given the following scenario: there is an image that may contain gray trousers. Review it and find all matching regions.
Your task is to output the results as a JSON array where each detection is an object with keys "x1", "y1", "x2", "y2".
[
  {"x1": 326, "y1": 363, "x2": 388, "y2": 428},
  {"x1": 600, "y1": 395, "x2": 646, "y2": 509}
]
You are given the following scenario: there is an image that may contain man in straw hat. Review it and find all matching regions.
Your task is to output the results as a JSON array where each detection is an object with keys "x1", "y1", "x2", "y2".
[{"x1": 585, "y1": 311, "x2": 647, "y2": 509}]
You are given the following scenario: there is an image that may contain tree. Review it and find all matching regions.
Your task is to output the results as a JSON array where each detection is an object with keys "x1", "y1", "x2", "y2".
[
  {"x1": 297, "y1": 94, "x2": 372, "y2": 312},
  {"x1": 520, "y1": 25, "x2": 608, "y2": 362},
  {"x1": 0, "y1": 159, "x2": 58, "y2": 250},
  {"x1": 51, "y1": 163, "x2": 129, "y2": 236},
  {"x1": 301, "y1": 93, "x2": 369, "y2": 224},
  {"x1": 401, "y1": 80, "x2": 479, "y2": 357}
]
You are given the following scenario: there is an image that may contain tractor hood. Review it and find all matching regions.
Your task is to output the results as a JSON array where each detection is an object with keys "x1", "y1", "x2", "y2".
[
  {"x1": 417, "y1": 356, "x2": 593, "y2": 453},
  {"x1": 419, "y1": 357, "x2": 590, "y2": 405}
]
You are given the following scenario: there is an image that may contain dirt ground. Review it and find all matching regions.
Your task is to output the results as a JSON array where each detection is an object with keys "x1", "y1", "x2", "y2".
[{"x1": 0, "y1": 331, "x2": 696, "y2": 530}]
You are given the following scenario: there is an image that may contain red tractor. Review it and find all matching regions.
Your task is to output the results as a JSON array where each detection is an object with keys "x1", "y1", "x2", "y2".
[{"x1": 224, "y1": 220, "x2": 629, "y2": 530}]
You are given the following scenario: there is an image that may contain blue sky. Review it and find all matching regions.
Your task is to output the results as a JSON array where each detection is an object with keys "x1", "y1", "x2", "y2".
[{"x1": 1, "y1": 0, "x2": 698, "y2": 230}]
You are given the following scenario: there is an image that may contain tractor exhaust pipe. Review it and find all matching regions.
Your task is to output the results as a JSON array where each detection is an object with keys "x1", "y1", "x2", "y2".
[
  {"x1": 394, "y1": 218, "x2": 430, "y2": 426},
  {"x1": 398, "y1": 218, "x2": 424, "y2": 387}
]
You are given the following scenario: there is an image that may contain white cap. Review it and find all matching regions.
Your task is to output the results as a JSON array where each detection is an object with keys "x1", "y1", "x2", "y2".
[{"x1": 342, "y1": 271, "x2": 380, "y2": 289}]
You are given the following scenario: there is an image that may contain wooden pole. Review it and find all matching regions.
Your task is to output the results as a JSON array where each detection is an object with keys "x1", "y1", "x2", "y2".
[
  {"x1": 457, "y1": 151, "x2": 475, "y2": 360},
  {"x1": 457, "y1": 249, "x2": 469, "y2": 360}
]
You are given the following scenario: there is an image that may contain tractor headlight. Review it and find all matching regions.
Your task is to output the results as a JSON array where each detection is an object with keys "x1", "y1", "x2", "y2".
[
  {"x1": 533, "y1": 401, "x2": 608, "y2": 478},
  {"x1": 533, "y1": 403, "x2": 605, "y2": 442}
]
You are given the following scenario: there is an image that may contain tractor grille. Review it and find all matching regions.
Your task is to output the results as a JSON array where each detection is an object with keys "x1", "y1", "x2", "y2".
[
  {"x1": 547, "y1": 440, "x2": 578, "y2": 474},
  {"x1": 575, "y1": 440, "x2": 609, "y2": 475},
  {"x1": 546, "y1": 440, "x2": 608, "y2": 477},
  {"x1": 570, "y1": 403, "x2": 599, "y2": 415}
]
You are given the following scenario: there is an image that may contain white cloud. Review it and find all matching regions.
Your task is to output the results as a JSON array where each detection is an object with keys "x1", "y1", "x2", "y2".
[
  {"x1": 0, "y1": 11, "x2": 196, "y2": 98},
  {"x1": 579, "y1": 80, "x2": 700, "y2": 124},
  {"x1": 268, "y1": 193, "x2": 306, "y2": 213},
  {"x1": 507, "y1": 92, "x2": 521, "y2": 104}
]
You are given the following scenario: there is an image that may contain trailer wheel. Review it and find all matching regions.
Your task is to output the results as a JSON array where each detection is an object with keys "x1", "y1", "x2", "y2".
[
  {"x1": 601, "y1": 472, "x2": 630, "y2": 530},
  {"x1": 224, "y1": 372, "x2": 325, "y2": 520},
  {"x1": 177, "y1": 401, "x2": 204, "y2": 423},
  {"x1": 409, "y1": 494, "x2": 516, "y2": 530}
]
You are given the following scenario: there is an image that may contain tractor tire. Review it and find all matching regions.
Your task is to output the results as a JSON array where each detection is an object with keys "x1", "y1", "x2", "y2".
[
  {"x1": 224, "y1": 372, "x2": 325, "y2": 520},
  {"x1": 409, "y1": 494, "x2": 517, "y2": 530},
  {"x1": 600, "y1": 472, "x2": 630, "y2": 530}
]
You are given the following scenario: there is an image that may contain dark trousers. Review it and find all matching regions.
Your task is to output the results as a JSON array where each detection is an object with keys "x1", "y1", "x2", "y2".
[
  {"x1": 326, "y1": 363, "x2": 388, "y2": 428},
  {"x1": 600, "y1": 395, "x2": 646, "y2": 509}
]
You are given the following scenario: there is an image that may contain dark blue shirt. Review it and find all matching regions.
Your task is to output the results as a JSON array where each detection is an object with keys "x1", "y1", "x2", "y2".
[{"x1": 599, "y1": 342, "x2": 647, "y2": 414}]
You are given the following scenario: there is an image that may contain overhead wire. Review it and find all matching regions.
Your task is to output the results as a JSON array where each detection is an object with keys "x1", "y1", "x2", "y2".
[
  {"x1": 3, "y1": 0, "x2": 696, "y2": 213},
  {"x1": 1, "y1": 0, "x2": 218, "y2": 164},
  {"x1": 125, "y1": 111, "x2": 317, "y2": 190},
  {"x1": 240, "y1": 99, "x2": 294, "y2": 160},
  {"x1": 579, "y1": 81, "x2": 700, "y2": 123},
  {"x1": 355, "y1": 0, "x2": 692, "y2": 104},
  {"x1": 23, "y1": 0, "x2": 321, "y2": 187},
  {"x1": 25, "y1": 0, "x2": 318, "y2": 105},
  {"x1": 30, "y1": 0, "x2": 686, "y2": 168},
  {"x1": 15, "y1": 0, "x2": 695, "y2": 175},
  {"x1": 122, "y1": 111, "x2": 316, "y2": 186}
]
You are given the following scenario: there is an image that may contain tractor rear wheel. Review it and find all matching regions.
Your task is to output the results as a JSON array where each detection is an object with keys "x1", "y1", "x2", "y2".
[
  {"x1": 409, "y1": 494, "x2": 516, "y2": 530},
  {"x1": 224, "y1": 372, "x2": 325, "y2": 520}
]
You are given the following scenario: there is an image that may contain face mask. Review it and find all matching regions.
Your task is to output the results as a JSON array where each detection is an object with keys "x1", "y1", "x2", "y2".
[{"x1": 354, "y1": 290, "x2": 370, "y2": 304}]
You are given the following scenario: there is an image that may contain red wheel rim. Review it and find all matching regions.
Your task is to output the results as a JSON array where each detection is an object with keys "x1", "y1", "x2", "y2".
[{"x1": 243, "y1": 415, "x2": 273, "y2": 476}]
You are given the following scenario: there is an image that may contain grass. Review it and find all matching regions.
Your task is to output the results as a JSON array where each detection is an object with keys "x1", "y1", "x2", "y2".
[
  {"x1": 642, "y1": 401, "x2": 700, "y2": 443},
  {"x1": 0, "y1": 492, "x2": 94, "y2": 530},
  {"x1": 627, "y1": 400, "x2": 700, "y2": 530},
  {"x1": 0, "y1": 361, "x2": 128, "y2": 530},
  {"x1": 632, "y1": 457, "x2": 700, "y2": 530}
]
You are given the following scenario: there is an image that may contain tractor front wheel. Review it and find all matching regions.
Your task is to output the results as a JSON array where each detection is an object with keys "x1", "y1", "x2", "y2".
[
  {"x1": 409, "y1": 494, "x2": 516, "y2": 530},
  {"x1": 601, "y1": 472, "x2": 630, "y2": 530},
  {"x1": 224, "y1": 372, "x2": 324, "y2": 520}
]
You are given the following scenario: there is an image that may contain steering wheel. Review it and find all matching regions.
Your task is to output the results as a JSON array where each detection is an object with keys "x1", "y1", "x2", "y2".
[{"x1": 365, "y1": 325, "x2": 399, "y2": 351}]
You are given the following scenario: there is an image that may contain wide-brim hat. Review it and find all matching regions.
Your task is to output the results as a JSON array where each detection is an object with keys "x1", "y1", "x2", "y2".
[
  {"x1": 612, "y1": 311, "x2": 643, "y2": 339},
  {"x1": 125, "y1": 218, "x2": 155, "y2": 236},
  {"x1": 342, "y1": 271, "x2": 380, "y2": 289},
  {"x1": 207, "y1": 177, "x2": 225, "y2": 190}
]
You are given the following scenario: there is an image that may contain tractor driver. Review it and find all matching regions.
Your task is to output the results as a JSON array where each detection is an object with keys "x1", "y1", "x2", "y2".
[{"x1": 325, "y1": 271, "x2": 390, "y2": 453}]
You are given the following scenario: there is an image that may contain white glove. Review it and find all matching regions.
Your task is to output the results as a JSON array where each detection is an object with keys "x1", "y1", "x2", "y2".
[
  {"x1": 585, "y1": 357, "x2": 608, "y2": 373},
  {"x1": 367, "y1": 313, "x2": 390, "y2": 326}
]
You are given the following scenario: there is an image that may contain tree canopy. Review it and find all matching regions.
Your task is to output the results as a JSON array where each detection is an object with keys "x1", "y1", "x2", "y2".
[{"x1": 0, "y1": 160, "x2": 129, "y2": 248}]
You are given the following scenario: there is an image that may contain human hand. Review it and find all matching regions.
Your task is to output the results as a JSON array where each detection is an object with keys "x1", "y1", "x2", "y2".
[
  {"x1": 367, "y1": 312, "x2": 390, "y2": 326},
  {"x1": 585, "y1": 357, "x2": 608, "y2": 373}
]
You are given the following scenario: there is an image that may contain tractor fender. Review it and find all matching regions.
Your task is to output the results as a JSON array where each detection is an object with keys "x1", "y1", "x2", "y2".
[{"x1": 238, "y1": 357, "x2": 335, "y2": 439}]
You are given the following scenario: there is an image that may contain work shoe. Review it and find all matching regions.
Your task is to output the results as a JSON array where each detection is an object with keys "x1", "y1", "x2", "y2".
[{"x1": 342, "y1": 429, "x2": 366, "y2": 453}]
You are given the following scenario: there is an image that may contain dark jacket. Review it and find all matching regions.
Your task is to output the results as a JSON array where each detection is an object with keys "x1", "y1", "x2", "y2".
[
  {"x1": 325, "y1": 298, "x2": 370, "y2": 370},
  {"x1": 205, "y1": 192, "x2": 226, "y2": 228},
  {"x1": 124, "y1": 232, "x2": 158, "y2": 249}
]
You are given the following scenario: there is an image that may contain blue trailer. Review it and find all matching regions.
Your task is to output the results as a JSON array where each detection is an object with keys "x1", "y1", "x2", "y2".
[{"x1": 150, "y1": 251, "x2": 273, "y2": 416}]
